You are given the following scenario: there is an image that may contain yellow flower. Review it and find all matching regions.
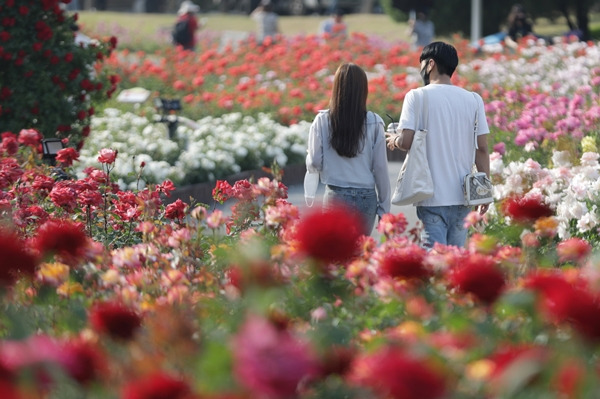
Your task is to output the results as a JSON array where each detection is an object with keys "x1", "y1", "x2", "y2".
[
  {"x1": 37, "y1": 262, "x2": 70, "y2": 286},
  {"x1": 534, "y1": 216, "x2": 558, "y2": 237},
  {"x1": 57, "y1": 281, "x2": 84, "y2": 297},
  {"x1": 466, "y1": 359, "x2": 494, "y2": 380},
  {"x1": 582, "y1": 136, "x2": 598, "y2": 154}
]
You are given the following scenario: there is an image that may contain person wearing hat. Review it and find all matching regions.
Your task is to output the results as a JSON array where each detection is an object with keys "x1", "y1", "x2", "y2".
[
  {"x1": 250, "y1": 0, "x2": 280, "y2": 45},
  {"x1": 173, "y1": 1, "x2": 202, "y2": 51}
]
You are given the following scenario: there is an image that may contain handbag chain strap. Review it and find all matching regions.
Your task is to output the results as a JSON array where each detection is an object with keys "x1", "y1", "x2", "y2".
[{"x1": 470, "y1": 92, "x2": 479, "y2": 166}]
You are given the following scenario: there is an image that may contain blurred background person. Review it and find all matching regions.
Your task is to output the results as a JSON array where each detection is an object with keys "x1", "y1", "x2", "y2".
[
  {"x1": 173, "y1": 1, "x2": 202, "y2": 51},
  {"x1": 407, "y1": 8, "x2": 435, "y2": 49},
  {"x1": 251, "y1": 0, "x2": 280, "y2": 45},
  {"x1": 319, "y1": 9, "x2": 348, "y2": 40},
  {"x1": 504, "y1": 4, "x2": 551, "y2": 49}
]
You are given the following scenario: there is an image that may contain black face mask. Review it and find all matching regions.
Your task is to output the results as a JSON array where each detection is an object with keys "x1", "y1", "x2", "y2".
[{"x1": 420, "y1": 63, "x2": 431, "y2": 86}]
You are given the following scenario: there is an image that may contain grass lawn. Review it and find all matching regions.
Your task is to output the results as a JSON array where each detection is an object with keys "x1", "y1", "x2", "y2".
[
  {"x1": 77, "y1": 10, "x2": 598, "y2": 51},
  {"x1": 77, "y1": 11, "x2": 411, "y2": 40}
]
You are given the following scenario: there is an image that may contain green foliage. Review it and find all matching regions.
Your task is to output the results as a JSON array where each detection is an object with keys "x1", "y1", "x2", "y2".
[{"x1": 0, "y1": 1, "x2": 117, "y2": 147}]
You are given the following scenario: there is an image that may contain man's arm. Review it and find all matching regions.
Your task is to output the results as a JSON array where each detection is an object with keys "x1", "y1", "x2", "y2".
[
  {"x1": 474, "y1": 133, "x2": 491, "y2": 215},
  {"x1": 474, "y1": 134, "x2": 490, "y2": 176}
]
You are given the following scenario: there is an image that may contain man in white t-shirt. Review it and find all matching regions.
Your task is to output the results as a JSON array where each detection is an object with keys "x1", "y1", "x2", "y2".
[{"x1": 385, "y1": 41, "x2": 490, "y2": 249}]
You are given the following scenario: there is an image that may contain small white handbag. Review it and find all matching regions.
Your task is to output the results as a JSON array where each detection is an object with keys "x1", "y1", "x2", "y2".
[
  {"x1": 463, "y1": 93, "x2": 493, "y2": 206},
  {"x1": 391, "y1": 89, "x2": 434, "y2": 206},
  {"x1": 303, "y1": 169, "x2": 320, "y2": 207}
]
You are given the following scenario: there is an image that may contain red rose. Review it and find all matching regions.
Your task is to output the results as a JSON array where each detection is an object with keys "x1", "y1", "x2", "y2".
[
  {"x1": 348, "y1": 345, "x2": 446, "y2": 399},
  {"x1": 89, "y1": 301, "x2": 142, "y2": 341},
  {"x1": 97, "y1": 148, "x2": 117, "y2": 164},
  {"x1": 17, "y1": 128, "x2": 42, "y2": 147},
  {"x1": 0, "y1": 31, "x2": 10, "y2": 42},
  {"x1": 556, "y1": 238, "x2": 592, "y2": 263},
  {"x1": 379, "y1": 245, "x2": 431, "y2": 281},
  {"x1": 0, "y1": 229, "x2": 38, "y2": 286},
  {"x1": 294, "y1": 204, "x2": 363, "y2": 265},
  {"x1": 122, "y1": 371, "x2": 192, "y2": 399},
  {"x1": 61, "y1": 338, "x2": 107, "y2": 385},
  {"x1": 165, "y1": 199, "x2": 187, "y2": 220},
  {"x1": 64, "y1": 52, "x2": 73, "y2": 62},
  {"x1": 55, "y1": 147, "x2": 79, "y2": 167},
  {"x1": 34, "y1": 218, "x2": 88, "y2": 259},
  {"x1": 501, "y1": 193, "x2": 553, "y2": 224},
  {"x1": 448, "y1": 254, "x2": 506, "y2": 305}
]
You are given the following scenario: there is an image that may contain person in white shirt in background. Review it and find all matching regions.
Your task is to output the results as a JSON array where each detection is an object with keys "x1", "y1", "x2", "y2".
[{"x1": 306, "y1": 63, "x2": 391, "y2": 236}]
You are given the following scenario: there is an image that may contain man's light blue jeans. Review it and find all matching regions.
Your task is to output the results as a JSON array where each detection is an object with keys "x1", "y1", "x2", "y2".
[
  {"x1": 416, "y1": 205, "x2": 471, "y2": 249},
  {"x1": 324, "y1": 185, "x2": 377, "y2": 236}
]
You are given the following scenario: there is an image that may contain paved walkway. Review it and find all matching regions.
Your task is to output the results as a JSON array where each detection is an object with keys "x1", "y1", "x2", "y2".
[{"x1": 284, "y1": 161, "x2": 418, "y2": 236}]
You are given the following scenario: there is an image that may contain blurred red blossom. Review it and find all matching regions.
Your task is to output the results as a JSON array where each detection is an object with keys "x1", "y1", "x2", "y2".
[
  {"x1": 0, "y1": 228, "x2": 38, "y2": 286},
  {"x1": 122, "y1": 371, "x2": 193, "y2": 399},
  {"x1": 348, "y1": 344, "x2": 446, "y2": 399},
  {"x1": 294, "y1": 204, "x2": 363, "y2": 265},
  {"x1": 525, "y1": 271, "x2": 600, "y2": 342},
  {"x1": 89, "y1": 301, "x2": 142, "y2": 341},
  {"x1": 377, "y1": 212, "x2": 408, "y2": 238},
  {"x1": 501, "y1": 194, "x2": 554, "y2": 224},
  {"x1": 34, "y1": 218, "x2": 88, "y2": 259},
  {"x1": 61, "y1": 337, "x2": 108, "y2": 385},
  {"x1": 379, "y1": 244, "x2": 431, "y2": 281},
  {"x1": 232, "y1": 314, "x2": 320, "y2": 399},
  {"x1": 448, "y1": 254, "x2": 506, "y2": 305},
  {"x1": 17, "y1": 128, "x2": 42, "y2": 148},
  {"x1": 557, "y1": 238, "x2": 592, "y2": 264}
]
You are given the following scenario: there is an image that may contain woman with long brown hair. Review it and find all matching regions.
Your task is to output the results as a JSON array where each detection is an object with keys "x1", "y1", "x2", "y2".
[{"x1": 305, "y1": 63, "x2": 390, "y2": 235}]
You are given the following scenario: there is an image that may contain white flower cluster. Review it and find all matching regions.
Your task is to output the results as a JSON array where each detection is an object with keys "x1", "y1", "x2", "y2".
[
  {"x1": 491, "y1": 150, "x2": 600, "y2": 239},
  {"x1": 76, "y1": 109, "x2": 310, "y2": 190},
  {"x1": 458, "y1": 41, "x2": 600, "y2": 95}
]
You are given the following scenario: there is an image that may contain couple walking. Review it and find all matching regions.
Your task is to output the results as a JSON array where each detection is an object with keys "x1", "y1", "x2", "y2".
[{"x1": 305, "y1": 41, "x2": 490, "y2": 249}]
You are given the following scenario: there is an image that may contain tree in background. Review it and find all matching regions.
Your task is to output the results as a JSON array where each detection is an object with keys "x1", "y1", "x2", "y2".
[
  {"x1": 0, "y1": 0, "x2": 119, "y2": 149},
  {"x1": 381, "y1": 0, "x2": 598, "y2": 41}
]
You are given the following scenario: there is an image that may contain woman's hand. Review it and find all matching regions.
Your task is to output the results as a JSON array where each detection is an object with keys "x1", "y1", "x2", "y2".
[{"x1": 385, "y1": 132, "x2": 400, "y2": 150}]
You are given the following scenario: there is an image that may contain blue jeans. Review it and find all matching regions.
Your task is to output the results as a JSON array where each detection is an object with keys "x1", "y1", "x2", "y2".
[
  {"x1": 416, "y1": 205, "x2": 471, "y2": 249},
  {"x1": 324, "y1": 185, "x2": 377, "y2": 236}
]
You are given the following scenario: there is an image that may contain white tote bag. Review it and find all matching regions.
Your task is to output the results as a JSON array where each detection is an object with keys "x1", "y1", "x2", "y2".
[{"x1": 391, "y1": 89, "x2": 434, "y2": 206}]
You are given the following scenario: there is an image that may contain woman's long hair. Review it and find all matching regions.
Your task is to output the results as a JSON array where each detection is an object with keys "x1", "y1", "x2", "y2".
[{"x1": 329, "y1": 63, "x2": 368, "y2": 158}]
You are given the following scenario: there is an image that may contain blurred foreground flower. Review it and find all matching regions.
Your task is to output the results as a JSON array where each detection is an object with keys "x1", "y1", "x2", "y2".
[
  {"x1": 448, "y1": 254, "x2": 506, "y2": 305},
  {"x1": 122, "y1": 371, "x2": 193, "y2": 399},
  {"x1": 0, "y1": 228, "x2": 38, "y2": 287},
  {"x1": 89, "y1": 300, "x2": 142, "y2": 341},
  {"x1": 348, "y1": 344, "x2": 446, "y2": 399},
  {"x1": 232, "y1": 314, "x2": 320, "y2": 399},
  {"x1": 294, "y1": 204, "x2": 363, "y2": 265},
  {"x1": 501, "y1": 194, "x2": 554, "y2": 224}
]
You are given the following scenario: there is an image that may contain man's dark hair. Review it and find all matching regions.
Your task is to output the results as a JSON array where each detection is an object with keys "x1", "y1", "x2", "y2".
[{"x1": 419, "y1": 41, "x2": 459, "y2": 77}]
